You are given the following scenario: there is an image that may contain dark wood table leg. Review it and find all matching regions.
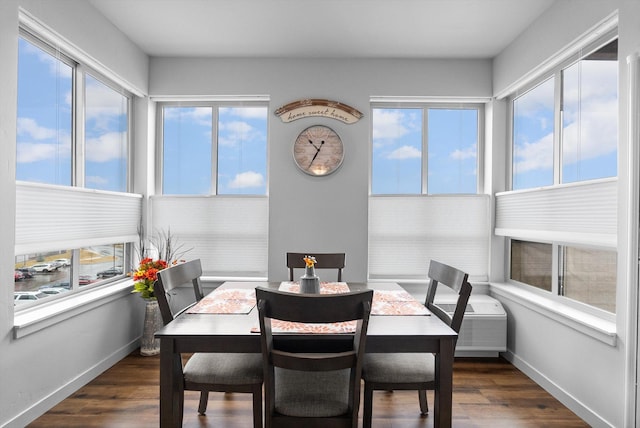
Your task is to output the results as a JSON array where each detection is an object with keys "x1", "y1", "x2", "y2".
[
  {"x1": 159, "y1": 338, "x2": 183, "y2": 427},
  {"x1": 434, "y1": 338, "x2": 454, "y2": 428}
]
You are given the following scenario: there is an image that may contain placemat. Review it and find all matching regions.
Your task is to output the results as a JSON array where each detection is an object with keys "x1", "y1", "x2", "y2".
[
  {"x1": 279, "y1": 281, "x2": 350, "y2": 294},
  {"x1": 187, "y1": 288, "x2": 256, "y2": 314},
  {"x1": 371, "y1": 289, "x2": 430, "y2": 316}
]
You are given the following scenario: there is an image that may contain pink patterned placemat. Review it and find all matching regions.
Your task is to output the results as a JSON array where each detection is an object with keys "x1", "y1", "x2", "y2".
[
  {"x1": 187, "y1": 288, "x2": 256, "y2": 314},
  {"x1": 371, "y1": 290, "x2": 430, "y2": 316},
  {"x1": 252, "y1": 319, "x2": 357, "y2": 334},
  {"x1": 279, "y1": 281, "x2": 350, "y2": 294}
]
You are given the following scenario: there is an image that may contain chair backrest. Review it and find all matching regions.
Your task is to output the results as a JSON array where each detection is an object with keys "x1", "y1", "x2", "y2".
[
  {"x1": 256, "y1": 287, "x2": 373, "y2": 423},
  {"x1": 424, "y1": 260, "x2": 472, "y2": 334},
  {"x1": 154, "y1": 259, "x2": 204, "y2": 325},
  {"x1": 286, "y1": 252, "x2": 346, "y2": 281}
]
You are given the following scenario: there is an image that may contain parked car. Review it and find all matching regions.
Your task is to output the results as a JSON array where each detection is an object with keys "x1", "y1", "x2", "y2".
[
  {"x1": 14, "y1": 270, "x2": 24, "y2": 281},
  {"x1": 53, "y1": 258, "x2": 71, "y2": 267},
  {"x1": 14, "y1": 291, "x2": 49, "y2": 305},
  {"x1": 39, "y1": 287, "x2": 69, "y2": 296},
  {"x1": 17, "y1": 267, "x2": 36, "y2": 278},
  {"x1": 79, "y1": 275, "x2": 94, "y2": 285},
  {"x1": 31, "y1": 263, "x2": 59, "y2": 273},
  {"x1": 40, "y1": 281, "x2": 71, "y2": 291},
  {"x1": 96, "y1": 266, "x2": 123, "y2": 279}
]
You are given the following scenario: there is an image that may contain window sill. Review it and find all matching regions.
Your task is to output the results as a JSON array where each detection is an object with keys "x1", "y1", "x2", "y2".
[
  {"x1": 13, "y1": 280, "x2": 134, "y2": 339},
  {"x1": 490, "y1": 283, "x2": 617, "y2": 346}
]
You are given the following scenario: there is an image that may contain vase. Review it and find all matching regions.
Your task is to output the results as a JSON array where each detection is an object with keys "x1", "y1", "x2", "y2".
[
  {"x1": 140, "y1": 298, "x2": 163, "y2": 356},
  {"x1": 300, "y1": 266, "x2": 320, "y2": 294}
]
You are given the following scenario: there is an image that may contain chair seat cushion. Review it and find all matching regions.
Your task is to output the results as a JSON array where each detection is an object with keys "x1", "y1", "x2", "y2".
[
  {"x1": 184, "y1": 353, "x2": 263, "y2": 385},
  {"x1": 362, "y1": 353, "x2": 435, "y2": 383},
  {"x1": 274, "y1": 368, "x2": 350, "y2": 417}
]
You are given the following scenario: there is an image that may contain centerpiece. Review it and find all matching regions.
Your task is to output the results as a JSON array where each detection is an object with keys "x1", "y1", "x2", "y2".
[
  {"x1": 132, "y1": 227, "x2": 191, "y2": 356},
  {"x1": 300, "y1": 255, "x2": 320, "y2": 294}
]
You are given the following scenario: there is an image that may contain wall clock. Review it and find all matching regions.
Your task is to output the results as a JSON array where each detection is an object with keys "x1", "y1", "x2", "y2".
[{"x1": 293, "y1": 125, "x2": 344, "y2": 176}]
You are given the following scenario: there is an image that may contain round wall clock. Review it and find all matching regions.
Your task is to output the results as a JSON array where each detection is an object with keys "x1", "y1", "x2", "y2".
[{"x1": 293, "y1": 125, "x2": 344, "y2": 176}]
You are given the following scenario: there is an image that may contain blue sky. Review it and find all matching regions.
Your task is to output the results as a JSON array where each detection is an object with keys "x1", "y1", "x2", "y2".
[
  {"x1": 371, "y1": 108, "x2": 478, "y2": 194},
  {"x1": 17, "y1": 35, "x2": 617, "y2": 197},
  {"x1": 162, "y1": 106, "x2": 268, "y2": 195},
  {"x1": 512, "y1": 58, "x2": 617, "y2": 189}
]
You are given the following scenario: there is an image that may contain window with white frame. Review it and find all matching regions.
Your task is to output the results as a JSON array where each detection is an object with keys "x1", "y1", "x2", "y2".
[
  {"x1": 154, "y1": 101, "x2": 269, "y2": 278},
  {"x1": 371, "y1": 105, "x2": 481, "y2": 195},
  {"x1": 511, "y1": 38, "x2": 618, "y2": 190},
  {"x1": 500, "y1": 31, "x2": 618, "y2": 315},
  {"x1": 369, "y1": 101, "x2": 489, "y2": 282},
  {"x1": 510, "y1": 240, "x2": 616, "y2": 314},
  {"x1": 160, "y1": 103, "x2": 268, "y2": 195},
  {"x1": 14, "y1": 30, "x2": 138, "y2": 309}
]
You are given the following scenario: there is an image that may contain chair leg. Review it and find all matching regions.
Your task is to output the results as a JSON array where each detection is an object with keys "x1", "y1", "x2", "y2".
[
  {"x1": 418, "y1": 389, "x2": 429, "y2": 415},
  {"x1": 197, "y1": 391, "x2": 209, "y2": 415},
  {"x1": 363, "y1": 383, "x2": 374, "y2": 428},
  {"x1": 252, "y1": 387, "x2": 263, "y2": 428}
]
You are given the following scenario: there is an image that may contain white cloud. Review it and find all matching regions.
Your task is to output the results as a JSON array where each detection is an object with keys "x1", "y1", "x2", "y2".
[
  {"x1": 85, "y1": 78, "x2": 127, "y2": 130},
  {"x1": 163, "y1": 107, "x2": 212, "y2": 126},
  {"x1": 16, "y1": 142, "x2": 68, "y2": 163},
  {"x1": 388, "y1": 145, "x2": 421, "y2": 160},
  {"x1": 229, "y1": 171, "x2": 264, "y2": 188},
  {"x1": 373, "y1": 109, "x2": 419, "y2": 140},
  {"x1": 219, "y1": 120, "x2": 260, "y2": 146},
  {"x1": 86, "y1": 175, "x2": 109, "y2": 186},
  {"x1": 85, "y1": 132, "x2": 127, "y2": 162},
  {"x1": 514, "y1": 98, "x2": 617, "y2": 174},
  {"x1": 450, "y1": 144, "x2": 477, "y2": 160},
  {"x1": 17, "y1": 118, "x2": 57, "y2": 140}
]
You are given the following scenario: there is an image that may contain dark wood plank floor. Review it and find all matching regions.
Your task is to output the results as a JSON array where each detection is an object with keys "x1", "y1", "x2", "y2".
[{"x1": 29, "y1": 351, "x2": 589, "y2": 427}]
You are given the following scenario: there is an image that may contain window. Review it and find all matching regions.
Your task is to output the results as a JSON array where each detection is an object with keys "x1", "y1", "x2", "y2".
[
  {"x1": 512, "y1": 78, "x2": 555, "y2": 190},
  {"x1": 510, "y1": 240, "x2": 616, "y2": 313},
  {"x1": 155, "y1": 101, "x2": 269, "y2": 278},
  {"x1": 15, "y1": 30, "x2": 136, "y2": 308},
  {"x1": 511, "y1": 37, "x2": 618, "y2": 190},
  {"x1": 160, "y1": 104, "x2": 268, "y2": 195},
  {"x1": 369, "y1": 101, "x2": 488, "y2": 282},
  {"x1": 16, "y1": 36, "x2": 73, "y2": 185},
  {"x1": 371, "y1": 105, "x2": 481, "y2": 195},
  {"x1": 84, "y1": 74, "x2": 129, "y2": 192}
]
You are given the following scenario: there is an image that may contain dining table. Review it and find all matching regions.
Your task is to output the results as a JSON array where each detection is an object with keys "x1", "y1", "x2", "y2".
[{"x1": 155, "y1": 281, "x2": 458, "y2": 428}]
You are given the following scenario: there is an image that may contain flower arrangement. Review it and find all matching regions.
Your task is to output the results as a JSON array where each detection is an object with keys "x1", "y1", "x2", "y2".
[
  {"x1": 132, "y1": 258, "x2": 169, "y2": 299},
  {"x1": 303, "y1": 255, "x2": 317, "y2": 268}
]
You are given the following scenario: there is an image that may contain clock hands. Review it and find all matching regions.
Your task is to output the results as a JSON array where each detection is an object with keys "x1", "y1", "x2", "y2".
[{"x1": 309, "y1": 140, "x2": 325, "y2": 167}]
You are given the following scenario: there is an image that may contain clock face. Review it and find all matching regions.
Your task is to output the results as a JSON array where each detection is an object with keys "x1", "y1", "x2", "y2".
[{"x1": 293, "y1": 125, "x2": 344, "y2": 176}]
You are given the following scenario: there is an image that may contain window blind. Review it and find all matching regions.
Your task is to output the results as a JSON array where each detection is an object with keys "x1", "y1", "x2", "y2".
[
  {"x1": 495, "y1": 178, "x2": 617, "y2": 247},
  {"x1": 368, "y1": 195, "x2": 490, "y2": 282},
  {"x1": 150, "y1": 196, "x2": 268, "y2": 277},
  {"x1": 15, "y1": 182, "x2": 142, "y2": 254}
]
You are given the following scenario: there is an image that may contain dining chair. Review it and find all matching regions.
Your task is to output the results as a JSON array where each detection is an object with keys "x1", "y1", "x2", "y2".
[
  {"x1": 154, "y1": 259, "x2": 263, "y2": 428},
  {"x1": 286, "y1": 252, "x2": 346, "y2": 281},
  {"x1": 256, "y1": 287, "x2": 373, "y2": 428},
  {"x1": 361, "y1": 260, "x2": 472, "y2": 428}
]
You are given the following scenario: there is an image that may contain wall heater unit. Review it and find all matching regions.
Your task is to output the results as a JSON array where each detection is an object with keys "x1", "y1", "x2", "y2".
[{"x1": 434, "y1": 293, "x2": 507, "y2": 358}]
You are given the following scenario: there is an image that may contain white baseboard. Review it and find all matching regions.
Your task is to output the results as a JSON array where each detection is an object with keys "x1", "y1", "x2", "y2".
[
  {"x1": 3, "y1": 339, "x2": 140, "y2": 428},
  {"x1": 502, "y1": 350, "x2": 614, "y2": 428}
]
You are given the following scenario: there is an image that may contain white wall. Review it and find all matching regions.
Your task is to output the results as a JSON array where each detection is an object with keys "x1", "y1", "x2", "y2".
[
  {"x1": 149, "y1": 57, "x2": 493, "y2": 282},
  {"x1": 491, "y1": 1, "x2": 640, "y2": 427},
  {"x1": 0, "y1": 2, "x2": 149, "y2": 427}
]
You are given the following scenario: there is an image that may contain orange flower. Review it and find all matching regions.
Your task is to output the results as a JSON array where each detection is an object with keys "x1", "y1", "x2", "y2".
[{"x1": 303, "y1": 255, "x2": 317, "y2": 268}]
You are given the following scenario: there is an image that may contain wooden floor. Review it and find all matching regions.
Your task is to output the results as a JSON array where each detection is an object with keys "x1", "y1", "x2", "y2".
[{"x1": 29, "y1": 351, "x2": 589, "y2": 428}]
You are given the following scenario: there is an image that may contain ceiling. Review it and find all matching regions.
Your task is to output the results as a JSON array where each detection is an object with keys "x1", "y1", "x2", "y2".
[{"x1": 88, "y1": 0, "x2": 556, "y2": 59}]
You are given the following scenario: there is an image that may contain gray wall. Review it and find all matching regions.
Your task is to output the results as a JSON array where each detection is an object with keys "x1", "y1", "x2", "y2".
[
  {"x1": 149, "y1": 57, "x2": 492, "y2": 282},
  {"x1": 492, "y1": 1, "x2": 640, "y2": 427},
  {"x1": 1, "y1": 1, "x2": 639, "y2": 427},
  {"x1": 0, "y1": 1, "x2": 149, "y2": 427}
]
